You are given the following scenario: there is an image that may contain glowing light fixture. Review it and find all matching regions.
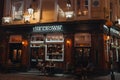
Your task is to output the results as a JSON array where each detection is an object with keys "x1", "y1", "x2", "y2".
[
  {"x1": 66, "y1": 0, "x2": 71, "y2": 8},
  {"x1": 66, "y1": 39, "x2": 71, "y2": 48},
  {"x1": 28, "y1": 8, "x2": 34, "y2": 15},
  {"x1": 118, "y1": 19, "x2": 120, "y2": 25},
  {"x1": 2, "y1": 17, "x2": 12, "y2": 24},
  {"x1": 27, "y1": 5, "x2": 35, "y2": 20},
  {"x1": 107, "y1": 36, "x2": 110, "y2": 40},
  {"x1": 24, "y1": 15, "x2": 31, "y2": 23},
  {"x1": 22, "y1": 40, "x2": 28, "y2": 46},
  {"x1": 65, "y1": 11, "x2": 74, "y2": 18}
]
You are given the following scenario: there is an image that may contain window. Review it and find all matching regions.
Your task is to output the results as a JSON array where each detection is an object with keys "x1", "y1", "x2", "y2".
[
  {"x1": 30, "y1": 33, "x2": 64, "y2": 62},
  {"x1": 77, "y1": 0, "x2": 89, "y2": 16},
  {"x1": 45, "y1": 33, "x2": 64, "y2": 61},
  {"x1": 57, "y1": 0, "x2": 74, "y2": 21},
  {"x1": 3, "y1": 0, "x2": 91, "y2": 24},
  {"x1": 41, "y1": 0, "x2": 56, "y2": 22},
  {"x1": 12, "y1": 0, "x2": 24, "y2": 20}
]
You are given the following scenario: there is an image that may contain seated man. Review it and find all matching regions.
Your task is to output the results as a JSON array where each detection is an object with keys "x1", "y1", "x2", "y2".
[
  {"x1": 45, "y1": 62, "x2": 56, "y2": 74},
  {"x1": 37, "y1": 62, "x2": 45, "y2": 73}
]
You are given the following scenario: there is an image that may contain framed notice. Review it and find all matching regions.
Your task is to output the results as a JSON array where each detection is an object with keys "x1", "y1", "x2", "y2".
[
  {"x1": 12, "y1": 0, "x2": 24, "y2": 20},
  {"x1": 9, "y1": 35, "x2": 22, "y2": 43},
  {"x1": 74, "y1": 33, "x2": 91, "y2": 47}
]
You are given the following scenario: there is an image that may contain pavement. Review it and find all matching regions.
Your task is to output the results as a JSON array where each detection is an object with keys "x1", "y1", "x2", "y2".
[{"x1": 0, "y1": 70, "x2": 120, "y2": 80}]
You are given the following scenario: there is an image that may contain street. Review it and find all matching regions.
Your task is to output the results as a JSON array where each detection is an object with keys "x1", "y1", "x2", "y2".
[{"x1": 0, "y1": 72, "x2": 120, "y2": 80}]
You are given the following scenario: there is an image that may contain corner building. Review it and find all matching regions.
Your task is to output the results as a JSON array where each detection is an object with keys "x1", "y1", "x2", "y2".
[{"x1": 0, "y1": 0, "x2": 120, "y2": 73}]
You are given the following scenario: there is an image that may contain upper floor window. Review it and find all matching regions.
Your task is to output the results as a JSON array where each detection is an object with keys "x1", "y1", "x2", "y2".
[
  {"x1": 57, "y1": 0, "x2": 74, "y2": 21},
  {"x1": 41, "y1": 0, "x2": 56, "y2": 22},
  {"x1": 77, "y1": 0, "x2": 89, "y2": 16},
  {"x1": 12, "y1": 0, "x2": 24, "y2": 20},
  {"x1": 2, "y1": 0, "x2": 91, "y2": 24}
]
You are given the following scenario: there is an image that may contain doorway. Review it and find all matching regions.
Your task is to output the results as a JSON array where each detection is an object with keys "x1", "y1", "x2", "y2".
[
  {"x1": 30, "y1": 47, "x2": 45, "y2": 68},
  {"x1": 8, "y1": 43, "x2": 22, "y2": 65},
  {"x1": 74, "y1": 47, "x2": 91, "y2": 68}
]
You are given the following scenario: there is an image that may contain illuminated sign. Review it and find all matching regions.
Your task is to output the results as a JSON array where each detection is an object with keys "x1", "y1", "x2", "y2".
[
  {"x1": 110, "y1": 28, "x2": 119, "y2": 35},
  {"x1": 33, "y1": 25, "x2": 63, "y2": 32},
  {"x1": 103, "y1": 25, "x2": 120, "y2": 36}
]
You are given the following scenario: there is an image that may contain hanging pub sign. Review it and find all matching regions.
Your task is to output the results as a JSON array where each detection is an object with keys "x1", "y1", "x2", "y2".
[{"x1": 33, "y1": 25, "x2": 63, "y2": 33}]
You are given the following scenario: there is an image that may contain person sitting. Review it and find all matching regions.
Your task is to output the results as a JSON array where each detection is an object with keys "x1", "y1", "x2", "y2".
[
  {"x1": 45, "y1": 61, "x2": 56, "y2": 75},
  {"x1": 37, "y1": 62, "x2": 45, "y2": 73}
]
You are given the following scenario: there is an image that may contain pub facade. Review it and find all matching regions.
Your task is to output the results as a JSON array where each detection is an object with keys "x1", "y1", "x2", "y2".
[{"x1": 0, "y1": 0, "x2": 120, "y2": 73}]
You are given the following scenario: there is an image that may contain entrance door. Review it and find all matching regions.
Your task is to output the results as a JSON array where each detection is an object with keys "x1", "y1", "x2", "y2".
[
  {"x1": 30, "y1": 47, "x2": 45, "y2": 68},
  {"x1": 9, "y1": 43, "x2": 22, "y2": 64},
  {"x1": 30, "y1": 34, "x2": 45, "y2": 68},
  {"x1": 74, "y1": 47, "x2": 91, "y2": 68}
]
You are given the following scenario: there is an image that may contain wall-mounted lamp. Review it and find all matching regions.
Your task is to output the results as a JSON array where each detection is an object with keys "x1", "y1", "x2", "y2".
[
  {"x1": 24, "y1": 15, "x2": 31, "y2": 23},
  {"x1": 107, "y1": 35, "x2": 110, "y2": 40},
  {"x1": 65, "y1": 11, "x2": 74, "y2": 18},
  {"x1": 66, "y1": 0, "x2": 71, "y2": 8},
  {"x1": 28, "y1": 8, "x2": 34, "y2": 15},
  {"x1": 22, "y1": 40, "x2": 28, "y2": 46},
  {"x1": 2, "y1": 17, "x2": 12, "y2": 24},
  {"x1": 27, "y1": 7, "x2": 35, "y2": 20},
  {"x1": 118, "y1": 19, "x2": 120, "y2": 25},
  {"x1": 66, "y1": 39, "x2": 71, "y2": 48}
]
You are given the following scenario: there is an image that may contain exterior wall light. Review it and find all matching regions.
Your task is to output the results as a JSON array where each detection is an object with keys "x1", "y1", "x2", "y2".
[
  {"x1": 24, "y1": 7, "x2": 34, "y2": 23},
  {"x1": 65, "y1": 11, "x2": 74, "y2": 18},
  {"x1": 2, "y1": 17, "x2": 12, "y2": 24},
  {"x1": 107, "y1": 35, "x2": 110, "y2": 40},
  {"x1": 24, "y1": 15, "x2": 31, "y2": 23},
  {"x1": 66, "y1": 0, "x2": 71, "y2": 8},
  {"x1": 28, "y1": 7, "x2": 34, "y2": 18},
  {"x1": 66, "y1": 39, "x2": 71, "y2": 48},
  {"x1": 27, "y1": 7, "x2": 35, "y2": 20},
  {"x1": 22, "y1": 40, "x2": 28, "y2": 46},
  {"x1": 28, "y1": 8, "x2": 34, "y2": 15},
  {"x1": 118, "y1": 19, "x2": 120, "y2": 25}
]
